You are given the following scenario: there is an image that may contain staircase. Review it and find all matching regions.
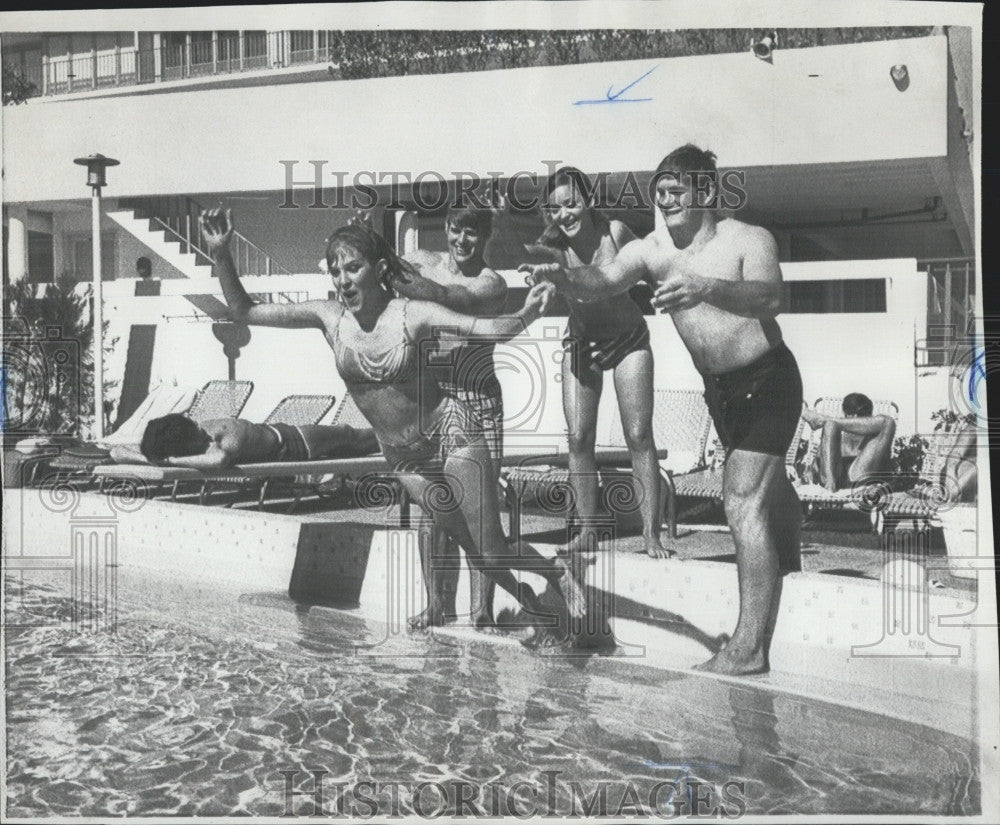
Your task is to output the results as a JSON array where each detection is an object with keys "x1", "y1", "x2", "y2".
[{"x1": 110, "y1": 195, "x2": 292, "y2": 280}]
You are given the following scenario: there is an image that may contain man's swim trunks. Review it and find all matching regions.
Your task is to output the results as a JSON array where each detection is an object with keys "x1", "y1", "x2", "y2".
[
  {"x1": 378, "y1": 396, "x2": 480, "y2": 476},
  {"x1": 266, "y1": 423, "x2": 312, "y2": 462},
  {"x1": 702, "y1": 341, "x2": 803, "y2": 459},
  {"x1": 563, "y1": 322, "x2": 651, "y2": 378},
  {"x1": 438, "y1": 376, "x2": 504, "y2": 465}
]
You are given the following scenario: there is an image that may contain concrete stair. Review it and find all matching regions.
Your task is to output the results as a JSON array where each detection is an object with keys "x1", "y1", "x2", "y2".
[{"x1": 107, "y1": 209, "x2": 214, "y2": 279}]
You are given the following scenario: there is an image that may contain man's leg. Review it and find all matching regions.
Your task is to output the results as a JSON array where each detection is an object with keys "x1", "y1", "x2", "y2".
[
  {"x1": 696, "y1": 449, "x2": 789, "y2": 675},
  {"x1": 847, "y1": 416, "x2": 896, "y2": 483},
  {"x1": 393, "y1": 473, "x2": 459, "y2": 630},
  {"x1": 818, "y1": 420, "x2": 844, "y2": 491},
  {"x1": 613, "y1": 348, "x2": 671, "y2": 559}
]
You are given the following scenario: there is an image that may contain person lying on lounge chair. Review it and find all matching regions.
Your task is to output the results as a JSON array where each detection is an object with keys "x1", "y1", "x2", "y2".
[
  {"x1": 801, "y1": 393, "x2": 895, "y2": 492},
  {"x1": 939, "y1": 422, "x2": 978, "y2": 503},
  {"x1": 110, "y1": 414, "x2": 379, "y2": 470}
]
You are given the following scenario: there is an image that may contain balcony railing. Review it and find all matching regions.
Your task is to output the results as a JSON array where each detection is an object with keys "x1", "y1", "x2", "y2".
[
  {"x1": 18, "y1": 31, "x2": 335, "y2": 98},
  {"x1": 916, "y1": 258, "x2": 976, "y2": 368}
]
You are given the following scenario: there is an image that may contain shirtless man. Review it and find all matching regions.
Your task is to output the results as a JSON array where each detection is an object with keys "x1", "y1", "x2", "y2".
[
  {"x1": 112, "y1": 413, "x2": 378, "y2": 469},
  {"x1": 802, "y1": 393, "x2": 895, "y2": 492},
  {"x1": 521, "y1": 144, "x2": 803, "y2": 675},
  {"x1": 391, "y1": 203, "x2": 507, "y2": 630}
]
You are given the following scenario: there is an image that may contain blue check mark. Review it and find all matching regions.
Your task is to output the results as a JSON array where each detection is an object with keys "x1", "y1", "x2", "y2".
[{"x1": 574, "y1": 66, "x2": 656, "y2": 105}]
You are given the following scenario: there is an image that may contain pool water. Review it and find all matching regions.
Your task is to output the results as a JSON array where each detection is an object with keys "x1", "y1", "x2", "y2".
[{"x1": 4, "y1": 571, "x2": 980, "y2": 818}]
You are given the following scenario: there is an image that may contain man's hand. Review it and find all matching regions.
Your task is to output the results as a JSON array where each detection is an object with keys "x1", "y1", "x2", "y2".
[
  {"x1": 522, "y1": 243, "x2": 565, "y2": 264},
  {"x1": 650, "y1": 273, "x2": 710, "y2": 313},
  {"x1": 523, "y1": 281, "x2": 555, "y2": 315},
  {"x1": 199, "y1": 207, "x2": 234, "y2": 254},
  {"x1": 518, "y1": 262, "x2": 564, "y2": 287}
]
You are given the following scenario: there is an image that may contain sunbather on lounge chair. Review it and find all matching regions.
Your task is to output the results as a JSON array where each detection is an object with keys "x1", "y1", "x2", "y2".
[
  {"x1": 801, "y1": 393, "x2": 895, "y2": 492},
  {"x1": 111, "y1": 414, "x2": 379, "y2": 470},
  {"x1": 939, "y1": 423, "x2": 978, "y2": 503}
]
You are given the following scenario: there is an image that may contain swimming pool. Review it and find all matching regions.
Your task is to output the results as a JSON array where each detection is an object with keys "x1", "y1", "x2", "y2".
[{"x1": 4, "y1": 570, "x2": 980, "y2": 818}]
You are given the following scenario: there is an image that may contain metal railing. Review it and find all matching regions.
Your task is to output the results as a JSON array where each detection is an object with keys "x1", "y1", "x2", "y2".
[
  {"x1": 916, "y1": 258, "x2": 976, "y2": 367},
  {"x1": 119, "y1": 195, "x2": 293, "y2": 278},
  {"x1": 17, "y1": 31, "x2": 332, "y2": 98}
]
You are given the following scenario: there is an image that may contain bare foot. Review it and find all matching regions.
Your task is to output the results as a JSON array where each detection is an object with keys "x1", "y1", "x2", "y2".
[
  {"x1": 473, "y1": 611, "x2": 502, "y2": 635},
  {"x1": 519, "y1": 624, "x2": 572, "y2": 651},
  {"x1": 693, "y1": 646, "x2": 767, "y2": 675},
  {"x1": 643, "y1": 538, "x2": 675, "y2": 559},
  {"x1": 408, "y1": 605, "x2": 449, "y2": 631}
]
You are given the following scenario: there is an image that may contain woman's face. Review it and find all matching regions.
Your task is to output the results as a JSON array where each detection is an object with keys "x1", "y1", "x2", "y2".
[
  {"x1": 327, "y1": 242, "x2": 384, "y2": 312},
  {"x1": 544, "y1": 182, "x2": 590, "y2": 240},
  {"x1": 445, "y1": 219, "x2": 485, "y2": 265}
]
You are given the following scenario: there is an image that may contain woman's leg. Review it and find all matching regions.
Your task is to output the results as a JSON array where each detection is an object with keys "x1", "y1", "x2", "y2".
[
  {"x1": 562, "y1": 351, "x2": 604, "y2": 551},
  {"x1": 443, "y1": 439, "x2": 585, "y2": 622},
  {"x1": 612, "y1": 348, "x2": 671, "y2": 558}
]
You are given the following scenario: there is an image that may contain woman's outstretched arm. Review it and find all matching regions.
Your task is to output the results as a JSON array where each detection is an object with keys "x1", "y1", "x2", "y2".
[{"x1": 200, "y1": 208, "x2": 335, "y2": 329}]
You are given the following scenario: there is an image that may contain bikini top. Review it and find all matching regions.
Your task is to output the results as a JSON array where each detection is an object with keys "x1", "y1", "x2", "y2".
[{"x1": 333, "y1": 299, "x2": 420, "y2": 385}]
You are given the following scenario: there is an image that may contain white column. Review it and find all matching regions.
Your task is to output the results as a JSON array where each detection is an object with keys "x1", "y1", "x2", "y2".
[
  {"x1": 395, "y1": 210, "x2": 419, "y2": 255},
  {"x1": 7, "y1": 207, "x2": 29, "y2": 282}
]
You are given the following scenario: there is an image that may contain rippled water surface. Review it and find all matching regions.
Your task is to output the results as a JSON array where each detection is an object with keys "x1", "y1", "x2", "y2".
[{"x1": 4, "y1": 571, "x2": 980, "y2": 817}]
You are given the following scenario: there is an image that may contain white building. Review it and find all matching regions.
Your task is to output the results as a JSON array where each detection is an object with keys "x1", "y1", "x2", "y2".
[{"x1": 2, "y1": 27, "x2": 977, "y2": 434}]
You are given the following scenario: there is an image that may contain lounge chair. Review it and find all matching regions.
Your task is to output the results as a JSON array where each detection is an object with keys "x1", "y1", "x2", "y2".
[
  {"x1": 667, "y1": 397, "x2": 899, "y2": 536},
  {"x1": 93, "y1": 393, "x2": 402, "y2": 518},
  {"x1": 29, "y1": 383, "x2": 201, "y2": 486},
  {"x1": 875, "y1": 428, "x2": 968, "y2": 532},
  {"x1": 37, "y1": 380, "x2": 255, "y2": 485},
  {"x1": 502, "y1": 389, "x2": 712, "y2": 540}
]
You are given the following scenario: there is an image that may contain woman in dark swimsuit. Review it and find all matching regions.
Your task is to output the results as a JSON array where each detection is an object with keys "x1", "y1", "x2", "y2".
[
  {"x1": 534, "y1": 167, "x2": 669, "y2": 559},
  {"x1": 200, "y1": 208, "x2": 583, "y2": 641}
]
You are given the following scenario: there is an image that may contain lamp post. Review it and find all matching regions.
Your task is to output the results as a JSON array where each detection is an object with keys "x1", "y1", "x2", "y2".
[{"x1": 73, "y1": 153, "x2": 119, "y2": 441}]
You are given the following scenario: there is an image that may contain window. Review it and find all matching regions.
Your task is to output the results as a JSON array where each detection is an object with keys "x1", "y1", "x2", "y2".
[
  {"x1": 71, "y1": 234, "x2": 116, "y2": 283},
  {"x1": 27, "y1": 231, "x2": 54, "y2": 284},
  {"x1": 783, "y1": 279, "x2": 887, "y2": 314}
]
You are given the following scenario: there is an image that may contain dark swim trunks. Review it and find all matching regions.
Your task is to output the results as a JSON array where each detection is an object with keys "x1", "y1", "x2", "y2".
[
  {"x1": 702, "y1": 341, "x2": 803, "y2": 458},
  {"x1": 563, "y1": 322, "x2": 651, "y2": 378},
  {"x1": 266, "y1": 423, "x2": 312, "y2": 462}
]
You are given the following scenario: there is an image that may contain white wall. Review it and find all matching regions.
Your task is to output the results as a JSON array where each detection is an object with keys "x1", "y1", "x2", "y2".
[
  {"x1": 101, "y1": 259, "x2": 930, "y2": 438},
  {"x1": 5, "y1": 37, "x2": 949, "y2": 202}
]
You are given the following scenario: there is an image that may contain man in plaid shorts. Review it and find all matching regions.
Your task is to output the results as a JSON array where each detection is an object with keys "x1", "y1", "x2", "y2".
[{"x1": 392, "y1": 202, "x2": 508, "y2": 630}]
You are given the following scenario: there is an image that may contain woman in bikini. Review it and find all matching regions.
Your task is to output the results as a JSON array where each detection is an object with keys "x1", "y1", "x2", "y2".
[
  {"x1": 531, "y1": 167, "x2": 669, "y2": 559},
  {"x1": 200, "y1": 208, "x2": 583, "y2": 642}
]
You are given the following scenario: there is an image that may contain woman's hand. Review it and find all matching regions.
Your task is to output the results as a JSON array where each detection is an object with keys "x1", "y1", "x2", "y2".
[
  {"x1": 199, "y1": 208, "x2": 234, "y2": 254},
  {"x1": 518, "y1": 262, "x2": 564, "y2": 287}
]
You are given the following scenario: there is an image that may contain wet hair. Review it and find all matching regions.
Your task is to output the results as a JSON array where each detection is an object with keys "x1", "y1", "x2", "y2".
[
  {"x1": 325, "y1": 219, "x2": 418, "y2": 289},
  {"x1": 655, "y1": 144, "x2": 718, "y2": 178},
  {"x1": 446, "y1": 202, "x2": 493, "y2": 239},
  {"x1": 842, "y1": 393, "x2": 874, "y2": 417},
  {"x1": 536, "y1": 165, "x2": 609, "y2": 248},
  {"x1": 140, "y1": 414, "x2": 208, "y2": 462},
  {"x1": 652, "y1": 145, "x2": 720, "y2": 209}
]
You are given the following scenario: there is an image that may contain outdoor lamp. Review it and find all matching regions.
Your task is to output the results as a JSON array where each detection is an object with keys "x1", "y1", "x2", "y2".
[{"x1": 74, "y1": 153, "x2": 120, "y2": 189}]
